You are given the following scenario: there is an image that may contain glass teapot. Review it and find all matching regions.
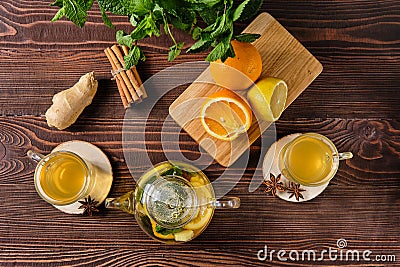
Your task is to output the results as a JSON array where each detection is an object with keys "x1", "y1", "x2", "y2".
[{"x1": 105, "y1": 161, "x2": 240, "y2": 244}]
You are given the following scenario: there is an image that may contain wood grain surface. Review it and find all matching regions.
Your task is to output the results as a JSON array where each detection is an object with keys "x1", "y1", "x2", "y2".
[{"x1": 0, "y1": 0, "x2": 399, "y2": 266}]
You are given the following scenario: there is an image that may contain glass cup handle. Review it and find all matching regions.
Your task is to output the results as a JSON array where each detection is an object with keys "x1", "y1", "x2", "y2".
[
  {"x1": 27, "y1": 150, "x2": 45, "y2": 162},
  {"x1": 338, "y1": 152, "x2": 353, "y2": 160},
  {"x1": 209, "y1": 197, "x2": 240, "y2": 209}
]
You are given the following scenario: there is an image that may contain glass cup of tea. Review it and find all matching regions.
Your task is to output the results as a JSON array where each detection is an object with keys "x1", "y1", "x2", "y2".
[
  {"x1": 27, "y1": 150, "x2": 94, "y2": 206},
  {"x1": 278, "y1": 133, "x2": 353, "y2": 187}
]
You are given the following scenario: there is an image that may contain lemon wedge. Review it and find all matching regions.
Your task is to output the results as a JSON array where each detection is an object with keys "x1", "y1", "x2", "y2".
[
  {"x1": 174, "y1": 230, "x2": 194, "y2": 242},
  {"x1": 184, "y1": 181, "x2": 214, "y2": 230},
  {"x1": 190, "y1": 174, "x2": 205, "y2": 185},
  {"x1": 247, "y1": 77, "x2": 288, "y2": 122},
  {"x1": 184, "y1": 207, "x2": 213, "y2": 230}
]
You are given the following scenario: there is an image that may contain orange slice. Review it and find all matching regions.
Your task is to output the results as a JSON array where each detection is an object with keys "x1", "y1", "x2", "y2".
[{"x1": 200, "y1": 89, "x2": 252, "y2": 141}]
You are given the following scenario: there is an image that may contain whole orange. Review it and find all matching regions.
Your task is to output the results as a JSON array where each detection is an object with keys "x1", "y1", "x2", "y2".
[{"x1": 210, "y1": 40, "x2": 262, "y2": 90}]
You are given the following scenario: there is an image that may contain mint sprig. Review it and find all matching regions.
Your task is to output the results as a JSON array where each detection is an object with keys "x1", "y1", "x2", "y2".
[{"x1": 50, "y1": 0, "x2": 263, "y2": 68}]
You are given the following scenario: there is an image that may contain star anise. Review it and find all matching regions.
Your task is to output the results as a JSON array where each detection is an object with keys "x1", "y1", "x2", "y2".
[
  {"x1": 263, "y1": 173, "x2": 285, "y2": 196},
  {"x1": 78, "y1": 195, "x2": 99, "y2": 216},
  {"x1": 286, "y1": 182, "x2": 306, "y2": 201}
]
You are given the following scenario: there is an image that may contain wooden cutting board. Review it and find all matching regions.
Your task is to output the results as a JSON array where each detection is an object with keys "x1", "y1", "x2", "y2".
[{"x1": 169, "y1": 12, "x2": 323, "y2": 167}]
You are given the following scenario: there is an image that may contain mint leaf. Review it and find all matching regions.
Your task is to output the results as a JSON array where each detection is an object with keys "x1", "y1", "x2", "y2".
[
  {"x1": 116, "y1": 30, "x2": 134, "y2": 48},
  {"x1": 121, "y1": 0, "x2": 153, "y2": 16},
  {"x1": 187, "y1": 39, "x2": 212, "y2": 53},
  {"x1": 130, "y1": 14, "x2": 160, "y2": 40},
  {"x1": 168, "y1": 42, "x2": 184, "y2": 61},
  {"x1": 234, "y1": 0, "x2": 262, "y2": 21},
  {"x1": 219, "y1": 28, "x2": 234, "y2": 61},
  {"x1": 50, "y1": 0, "x2": 63, "y2": 8},
  {"x1": 225, "y1": 0, "x2": 234, "y2": 9},
  {"x1": 129, "y1": 14, "x2": 138, "y2": 27},
  {"x1": 233, "y1": 0, "x2": 249, "y2": 21},
  {"x1": 205, "y1": 42, "x2": 226, "y2": 62},
  {"x1": 234, "y1": 33, "x2": 261, "y2": 43},
  {"x1": 202, "y1": 15, "x2": 221, "y2": 33},
  {"x1": 183, "y1": 0, "x2": 220, "y2": 6},
  {"x1": 169, "y1": 16, "x2": 193, "y2": 32},
  {"x1": 155, "y1": 225, "x2": 183, "y2": 235},
  {"x1": 64, "y1": 0, "x2": 93, "y2": 28},
  {"x1": 210, "y1": 13, "x2": 228, "y2": 38},
  {"x1": 152, "y1": 3, "x2": 164, "y2": 20},
  {"x1": 158, "y1": 0, "x2": 196, "y2": 32},
  {"x1": 124, "y1": 45, "x2": 144, "y2": 69},
  {"x1": 198, "y1": 7, "x2": 219, "y2": 25},
  {"x1": 51, "y1": 7, "x2": 66, "y2": 22},
  {"x1": 161, "y1": 165, "x2": 183, "y2": 176},
  {"x1": 51, "y1": 0, "x2": 94, "y2": 27},
  {"x1": 99, "y1": 3, "x2": 114, "y2": 28},
  {"x1": 220, "y1": 42, "x2": 234, "y2": 62},
  {"x1": 84, "y1": 0, "x2": 94, "y2": 10},
  {"x1": 191, "y1": 27, "x2": 202, "y2": 40},
  {"x1": 98, "y1": 0, "x2": 128, "y2": 16},
  {"x1": 171, "y1": 11, "x2": 196, "y2": 32}
]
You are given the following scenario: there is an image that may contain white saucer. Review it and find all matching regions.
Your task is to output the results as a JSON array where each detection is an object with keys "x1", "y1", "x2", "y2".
[
  {"x1": 52, "y1": 141, "x2": 113, "y2": 214},
  {"x1": 262, "y1": 134, "x2": 329, "y2": 202}
]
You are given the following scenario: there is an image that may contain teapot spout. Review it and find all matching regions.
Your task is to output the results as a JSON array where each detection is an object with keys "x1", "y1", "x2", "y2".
[{"x1": 105, "y1": 190, "x2": 136, "y2": 215}]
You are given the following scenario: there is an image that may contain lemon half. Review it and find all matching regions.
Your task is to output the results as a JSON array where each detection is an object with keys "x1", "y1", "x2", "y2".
[{"x1": 247, "y1": 78, "x2": 288, "y2": 122}]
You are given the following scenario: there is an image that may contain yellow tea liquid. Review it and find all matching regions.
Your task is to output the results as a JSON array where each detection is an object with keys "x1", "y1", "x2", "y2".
[
  {"x1": 39, "y1": 152, "x2": 87, "y2": 202},
  {"x1": 281, "y1": 136, "x2": 333, "y2": 185}
]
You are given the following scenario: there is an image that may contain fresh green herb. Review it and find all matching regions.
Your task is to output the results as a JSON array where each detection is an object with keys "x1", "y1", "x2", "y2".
[
  {"x1": 155, "y1": 225, "x2": 182, "y2": 235},
  {"x1": 168, "y1": 42, "x2": 184, "y2": 61},
  {"x1": 233, "y1": 0, "x2": 263, "y2": 21},
  {"x1": 50, "y1": 0, "x2": 262, "y2": 67},
  {"x1": 234, "y1": 33, "x2": 261, "y2": 43},
  {"x1": 161, "y1": 165, "x2": 183, "y2": 177}
]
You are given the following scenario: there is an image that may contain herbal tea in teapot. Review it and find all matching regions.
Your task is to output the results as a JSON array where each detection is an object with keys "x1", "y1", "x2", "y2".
[{"x1": 106, "y1": 161, "x2": 240, "y2": 244}]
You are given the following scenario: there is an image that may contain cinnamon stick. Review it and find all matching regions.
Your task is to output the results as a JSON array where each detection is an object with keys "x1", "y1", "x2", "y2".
[
  {"x1": 115, "y1": 78, "x2": 129, "y2": 108},
  {"x1": 111, "y1": 45, "x2": 144, "y2": 98},
  {"x1": 104, "y1": 48, "x2": 132, "y2": 107},
  {"x1": 106, "y1": 47, "x2": 140, "y2": 102},
  {"x1": 121, "y1": 46, "x2": 148, "y2": 98},
  {"x1": 104, "y1": 44, "x2": 147, "y2": 108}
]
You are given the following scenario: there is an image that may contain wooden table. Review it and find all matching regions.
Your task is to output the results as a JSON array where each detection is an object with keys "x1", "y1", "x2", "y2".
[{"x1": 1, "y1": 1, "x2": 399, "y2": 266}]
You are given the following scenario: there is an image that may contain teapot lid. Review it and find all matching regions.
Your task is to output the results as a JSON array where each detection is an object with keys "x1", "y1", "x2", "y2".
[{"x1": 143, "y1": 175, "x2": 198, "y2": 229}]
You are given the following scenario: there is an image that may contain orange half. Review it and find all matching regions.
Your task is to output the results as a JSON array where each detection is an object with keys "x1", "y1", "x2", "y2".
[{"x1": 200, "y1": 89, "x2": 252, "y2": 141}]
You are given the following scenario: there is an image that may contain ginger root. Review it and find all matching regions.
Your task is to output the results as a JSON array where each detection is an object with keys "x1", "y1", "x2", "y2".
[{"x1": 45, "y1": 72, "x2": 98, "y2": 130}]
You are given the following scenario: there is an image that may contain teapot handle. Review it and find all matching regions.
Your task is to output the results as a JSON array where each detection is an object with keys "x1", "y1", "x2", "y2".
[{"x1": 209, "y1": 197, "x2": 240, "y2": 209}]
